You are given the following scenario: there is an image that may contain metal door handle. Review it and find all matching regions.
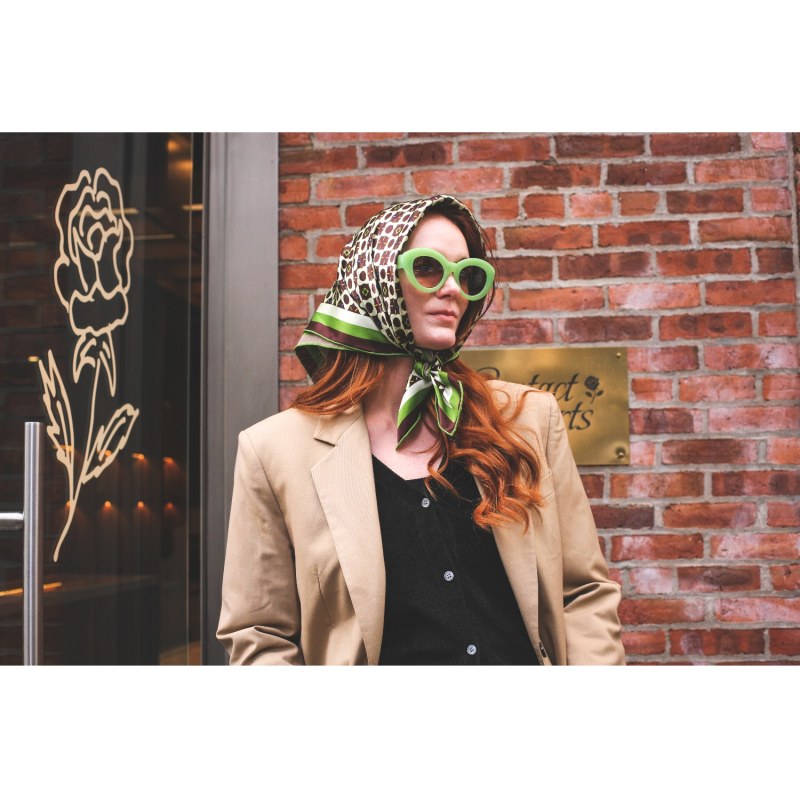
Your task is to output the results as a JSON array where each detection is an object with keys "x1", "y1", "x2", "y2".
[{"x1": 0, "y1": 422, "x2": 44, "y2": 665}]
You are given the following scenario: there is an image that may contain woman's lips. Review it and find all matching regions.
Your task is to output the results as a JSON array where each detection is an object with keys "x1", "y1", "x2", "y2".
[{"x1": 429, "y1": 310, "x2": 458, "y2": 320}]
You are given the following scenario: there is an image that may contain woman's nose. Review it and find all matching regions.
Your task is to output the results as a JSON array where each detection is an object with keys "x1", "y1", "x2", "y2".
[{"x1": 438, "y1": 274, "x2": 461, "y2": 296}]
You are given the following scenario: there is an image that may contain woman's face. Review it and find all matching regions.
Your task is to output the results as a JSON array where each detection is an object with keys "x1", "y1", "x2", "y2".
[{"x1": 398, "y1": 213, "x2": 470, "y2": 351}]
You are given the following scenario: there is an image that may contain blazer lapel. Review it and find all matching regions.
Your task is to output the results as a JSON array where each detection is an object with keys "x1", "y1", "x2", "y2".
[{"x1": 311, "y1": 408, "x2": 385, "y2": 665}]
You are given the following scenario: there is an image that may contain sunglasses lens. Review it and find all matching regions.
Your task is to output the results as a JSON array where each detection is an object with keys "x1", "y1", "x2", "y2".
[
  {"x1": 460, "y1": 265, "x2": 488, "y2": 296},
  {"x1": 411, "y1": 255, "x2": 445, "y2": 288}
]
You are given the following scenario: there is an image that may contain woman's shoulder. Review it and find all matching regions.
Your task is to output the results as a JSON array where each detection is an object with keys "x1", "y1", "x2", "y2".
[{"x1": 241, "y1": 406, "x2": 320, "y2": 451}]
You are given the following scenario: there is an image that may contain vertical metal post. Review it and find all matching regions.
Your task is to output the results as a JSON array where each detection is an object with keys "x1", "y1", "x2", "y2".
[{"x1": 23, "y1": 421, "x2": 44, "y2": 666}]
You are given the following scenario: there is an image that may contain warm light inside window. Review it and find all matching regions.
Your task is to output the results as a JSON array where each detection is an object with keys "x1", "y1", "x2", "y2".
[
  {"x1": 132, "y1": 453, "x2": 145, "y2": 461},
  {"x1": 137, "y1": 501, "x2": 145, "y2": 509},
  {"x1": 27, "y1": 355, "x2": 40, "y2": 363},
  {"x1": 103, "y1": 500, "x2": 112, "y2": 509},
  {"x1": 163, "y1": 457, "x2": 175, "y2": 465}
]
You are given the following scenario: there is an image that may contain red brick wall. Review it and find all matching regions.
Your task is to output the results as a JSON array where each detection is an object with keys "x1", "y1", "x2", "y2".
[{"x1": 278, "y1": 132, "x2": 800, "y2": 664}]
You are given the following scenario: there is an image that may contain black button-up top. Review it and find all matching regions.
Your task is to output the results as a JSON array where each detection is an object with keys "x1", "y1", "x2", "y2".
[{"x1": 373, "y1": 455, "x2": 539, "y2": 666}]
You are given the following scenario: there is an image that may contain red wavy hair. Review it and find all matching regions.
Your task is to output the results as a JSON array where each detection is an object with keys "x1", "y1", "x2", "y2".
[{"x1": 292, "y1": 351, "x2": 543, "y2": 531}]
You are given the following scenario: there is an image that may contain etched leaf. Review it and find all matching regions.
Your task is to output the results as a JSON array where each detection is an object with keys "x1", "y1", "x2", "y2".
[
  {"x1": 83, "y1": 404, "x2": 140, "y2": 483},
  {"x1": 37, "y1": 350, "x2": 75, "y2": 472}
]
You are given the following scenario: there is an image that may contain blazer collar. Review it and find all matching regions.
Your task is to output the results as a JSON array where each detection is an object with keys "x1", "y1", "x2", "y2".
[{"x1": 311, "y1": 405, "x2": 386, "y2": 665}]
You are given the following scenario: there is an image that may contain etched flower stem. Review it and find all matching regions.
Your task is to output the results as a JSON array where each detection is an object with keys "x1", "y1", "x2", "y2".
[{"x1": 53, "y1": 362, "x2": 102, "y2": 562}]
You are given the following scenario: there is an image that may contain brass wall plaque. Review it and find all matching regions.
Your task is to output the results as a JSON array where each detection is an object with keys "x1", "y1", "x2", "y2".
[{"x1": 460, "y1": 347, "x2": 630, "y2": 466}]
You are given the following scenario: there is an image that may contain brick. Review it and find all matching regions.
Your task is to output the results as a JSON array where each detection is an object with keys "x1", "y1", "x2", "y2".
[
  {"x1": 657, "y1": 248, "x2": 751, "y2": 276},
  {"x1": 279, "y1": 263, "x2": 337, "y2": 290},
  {"x1": 279, "y1": 235, "x2": 307, "y2": 261},
  {"x1": 569, "y1": 192, "x2": 612, "y2": 218},
  {"x1": 560, "y1": 251, "x2": 652, "y2": 280},
  {"x1": 316, "y1": 234, "x2": 350, "y2": 258},
  {"x1": 460, "y1": 136, "x2": 549, "y2": 162},
  {"x1": 751, "y1": 133, "x2": 787, "y2": 150},
  {"x1": 2, "y1": 276, "x2": 51, "y2": 301},
  {"x1": 764, "y1": 374, "x2": 800, "y2": 400},
  {"x1": 504, "y1": 224, "x2": 592, "y2": 251},
  {"x1": 619, "y1": 598, "x2": 705, "y2": 625},
  {"x1": 279, "y1": 206, "x2": 340, "y2": 231},
  {"x1": 709, "y1": 406, "x2": 800, "y2": 433},
  {"x1": 627, "y1": 346, "x2": 699, "y2": 372},
  {"x1": 279, "y1": 293, "x2": 310, "y2": 320},
  {"x1": 495, "y1": 256, "x2": 553, "y2": 282},
  {"x1": 677, "y1": 566, "x2": 760, "y2": 592},
  {"x1": 279, "y1": 133, "x2": 312, "y2": 147},
  {"x1": 694, "y1": 156, "x2": 788, "y2": 183},
  {"x1": 480, "y1": 196, "x2": 519, "y2": 220},
  {"x1": 619, "y1": 191, "x2": 659, "y2": 216},
  {"x1": 663, "y1": 502, "x2": 756, "y2": 529},
  {"x1": 555, "y1": 134, "x2": 645, "y2": 158},
  {"x1": 279, "y1": 385, "x2": 305, "y2": 411},
  {"x1": 465, "y1": 318, "x2": 553, "y2": 347},
  {"x1": 711, "y1": 533, "x2": 800, "y2": 559},
  {"x1": 631, "y1": 377, "x2": 673, "y2": 402},
  {"x1": 364, "y1": 142, "x2": 452, "y2": 168},
  {"x1": 610, "y1": 472, "x2": 703, "y2": 499},
  {"x1": 279, "y1": 146, "x2": 357, "y2": 175},
  {"x1": 509, "y1": 286, "x2": 604, "y2": 312},
  {"x1": 579, "y1": 474, "x2": 604, "y2": 499},
  {"x1": 716, "y1": 598, "x2": 800, "y2": 623},
  {"x1": 666, "y1": 189, "x2": 744, "y2": 214},
  {"x1": 704, "y1": 343, "x2": 799, "y2": 370},
  {"x1": 316, "y1": 173, "x2": 404, "y2": 200},
  {"x1": 611, "y1": 533, "x2": 703, "y2": 561},
  {"x1": 699, "y1": 216, "x2": 792, "y2": 243},
  {"x1": 510, "y1": 164, "x2": 601, "y2": 189},
  {"x1": 706, "y1": 278, "x2": 795, "y2": 306},
  {"x1": 650, "y1": 133, "x2": 741, "y2": 156},
  {"x1": 630, "y1": 409, "x2": 699, "y2": 434},
  {"x1": 598, "y1": 220, "x2": 690, "y2": 247},
  {"x1": 609, "y1": 282, "x2": 699, "y2": 310},
  {"x1": 279, "y1": 177, "x2": 310, "y2": 204},
  {"x1": 279, "y1": 354, "x2": 307, "y2": 382},
  {"x1": 628, "y1": 567, "x2": 674, "y2": 593},
  {"x1": 751, "y1": 187, "x2": 791, "y2": 211},
  {"x1": 592, "y1": 505, "x2": 655, "y2": 530},
  {"x1": 316, "y1": 132, "x2": 402, "y2": 142},
  {"x1": 606, "y1": 162, "x2": 687, "y2": 186},
  {"x1": 344, "y1": 202, "x2": 385, "y2": 227},
  {"x1": 670, "y1": 629, "x2": 764, "y2": 656},
  {"x1": 678, "y1": 375, "x2": 755, "y2": 403},
  {"x1": 771, "y1": 565, "x2": 800, "y2": 591},
  {"x1": 659, "y1": 312, "x2": 751, "y2": 340},
  {"x1": 522, "y1": 194, "x2": 565, "y2": 219},
  {"x1": 756, "y1": 248, "x2": 794, "y2": 274},
  {"x1": 278, "y1": 323, "x2": 306, "y2": 352},
  {"x1": 768, "y1": 438, "x2": 800, "y2": 464},
  {"x1": 413, "y1": 167, "x2": 503, "y2": 195},
  {"x1": 767, "y1": 502, "x2": 800, "y2": 527},
  {"x1": 759, "y1": 310, "x2": 798, "y2": 338},
  {"x1": 770, "y1": 629, "x2": 800, "y2": 656},
  {"x1": 629, "y1": 441, "x2": 657, "y2": 467},
  {"x1": 559, "y1": 316, "x2": 652, "y2": 343},
  {"x1": 621, "y1": 630, "x2": 666, "y2": 655}
]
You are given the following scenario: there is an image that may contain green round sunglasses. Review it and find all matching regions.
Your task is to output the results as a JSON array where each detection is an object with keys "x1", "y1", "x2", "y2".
[{"x1": 396, "y1": 248, "x2": 495, "y2": 301}]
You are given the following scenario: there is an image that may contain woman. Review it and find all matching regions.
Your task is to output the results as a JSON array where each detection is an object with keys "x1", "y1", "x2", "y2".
[{"x1": 218, "y1": 194, "x2": 625, "y2": 665}]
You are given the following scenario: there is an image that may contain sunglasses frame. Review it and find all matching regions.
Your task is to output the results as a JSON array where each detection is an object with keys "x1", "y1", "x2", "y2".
[{"x1": 396, "y1": 248, "x2": 496, "y2": 301}]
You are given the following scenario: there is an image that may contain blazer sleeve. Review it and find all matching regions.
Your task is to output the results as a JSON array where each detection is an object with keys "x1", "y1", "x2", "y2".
[
  {"x1": 543, "y1": 392, "x2": 626, "y2": 665},
  {"x1": 217, "y1": 430, "x2": 303, "y2": 665}
]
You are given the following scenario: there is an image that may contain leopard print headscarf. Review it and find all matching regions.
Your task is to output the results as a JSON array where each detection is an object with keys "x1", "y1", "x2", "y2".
[{"x1": 295, "y1": 195, "x2": 492, "y2": 446}]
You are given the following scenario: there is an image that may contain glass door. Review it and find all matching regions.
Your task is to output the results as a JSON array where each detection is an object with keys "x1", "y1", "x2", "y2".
[{"x1": 0, "y1": 133, "x2": 202, "y2": 664}]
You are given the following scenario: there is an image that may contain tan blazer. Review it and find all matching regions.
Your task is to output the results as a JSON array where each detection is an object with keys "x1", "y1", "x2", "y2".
[{"x1": 217, "y1": 380, "x2": 625, "y2": 665}]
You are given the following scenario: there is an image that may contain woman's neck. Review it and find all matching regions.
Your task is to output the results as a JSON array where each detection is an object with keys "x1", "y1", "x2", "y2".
[{"x1": 361, "y1": 356, "x2": 414, "y2": 428}]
